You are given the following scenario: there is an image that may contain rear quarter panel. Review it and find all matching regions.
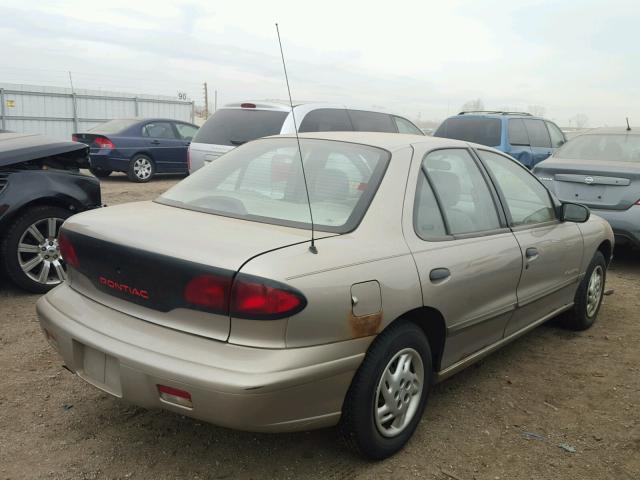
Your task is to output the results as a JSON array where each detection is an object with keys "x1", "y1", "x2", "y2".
[{"x1": 577, "y1": 214, "x2": 615, "y2": 272}]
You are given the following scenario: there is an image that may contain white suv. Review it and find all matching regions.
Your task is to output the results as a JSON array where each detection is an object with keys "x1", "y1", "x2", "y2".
[{"x1": 188, "y1": 102, "x2": 423, "y2": 173}]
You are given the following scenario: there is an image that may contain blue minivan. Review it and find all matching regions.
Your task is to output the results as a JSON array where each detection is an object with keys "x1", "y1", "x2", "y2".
[{"x1": 434, "y1": 111, "x2": 566, "y2": 168}]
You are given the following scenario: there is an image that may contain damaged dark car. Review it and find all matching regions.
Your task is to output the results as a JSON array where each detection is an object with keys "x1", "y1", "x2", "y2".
[{"x1": 0, "y1": 132, "x2": 101, "y2": 292}]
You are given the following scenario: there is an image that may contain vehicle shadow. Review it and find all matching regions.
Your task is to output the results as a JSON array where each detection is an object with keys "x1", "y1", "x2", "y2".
[
  {"x1": 81, "y1": 170, "x2": 188, "y2": 183},
  {"x1": 609, "y1": 244, "x2": 640, "y2": 275}
]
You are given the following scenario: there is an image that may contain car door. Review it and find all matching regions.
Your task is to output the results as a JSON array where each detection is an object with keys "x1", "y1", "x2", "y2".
[
  {"x1": 403, "y1": 147, "x2": 523, "y2": 369},
  {"x1": 174, "y1": 122, "x2": 199, "y2": 172},
  {"x1": 141, "y1": 121, "x2": 184, "y2": 172},
  {"x1": 477, "y1": 149, "x2": 583, "y2": 336},
  {"x1": 507, "y1": 118, "x2": 534, "y2": 167},
  {"x1": 523, "y1": 119, "x2": 553, "y2": 167}
]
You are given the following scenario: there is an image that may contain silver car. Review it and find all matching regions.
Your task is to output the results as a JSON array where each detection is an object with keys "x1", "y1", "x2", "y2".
[
  {"x1": 533, "y1": 127, "x2": 640, "y2": 248},
  {"x1": 37, "y1": 132, "x2": 613, "y2": 459},
  {"x1": 188, "y1": 102, "x2": 424, "y2": 173}
]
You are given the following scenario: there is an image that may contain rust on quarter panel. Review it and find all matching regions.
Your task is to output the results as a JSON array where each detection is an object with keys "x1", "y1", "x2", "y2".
[{"x1": 349, "y1": 310, "x2": 383, "y2": 338}]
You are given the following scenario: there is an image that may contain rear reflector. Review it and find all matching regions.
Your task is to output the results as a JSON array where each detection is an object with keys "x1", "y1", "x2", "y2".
[
  {"x1": 94, "y1": 136, "x2": 115, "y2": 149},
  {"x1": 58, "y1": 231, "x2": 79, "y2": 268},
  {"x1": 240, "y1": 103, "x2": 256, "y2": 108},
  {"x1": 157, "y1": 385, "x2": 193, "y2": 409}
]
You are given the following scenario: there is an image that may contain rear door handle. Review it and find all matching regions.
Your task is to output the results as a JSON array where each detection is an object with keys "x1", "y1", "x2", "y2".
[
  {"x1": 429, "y1": 268, "x2": 450, "y2": 282},
  {"x1": 525, "y1": 247, "x2": 539, "y2": 260},
  {"x1": 150, "y1": 140, "x2": 161, "y2": 145}
]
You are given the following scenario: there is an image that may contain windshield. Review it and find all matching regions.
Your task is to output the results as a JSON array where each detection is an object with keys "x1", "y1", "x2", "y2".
[
  {"x1": 157, "y1": 138, "x2": 390, "y2": 233},
  {"x1": 89, "y1": 119, "x2": 138, "y2": 134},
  {"x1": 192, "y1": 109, "x2": 289, "y2": 146},
  {"x1": 555, "y1": 134, "x2": 640, "y2": 162},
  {"x1": 434, "y1": 117, "x2": 501, "y2": 146}
]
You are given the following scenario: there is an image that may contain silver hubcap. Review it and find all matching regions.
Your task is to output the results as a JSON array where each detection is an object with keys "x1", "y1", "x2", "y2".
[
  {"x1": 133, "y1": 157, "x2": 152, "y2": 179},
  {"x1": 17, "y1": 217, "x2": 67, "y2": 285},
  {"x1": 374, "y1": 348, "x2": 424, "y2": 438},
  {"x1": 586, "y1": 265, "x2": 604, "y2": 318}
]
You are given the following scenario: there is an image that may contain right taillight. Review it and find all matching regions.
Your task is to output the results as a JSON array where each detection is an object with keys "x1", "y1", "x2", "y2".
[
  {"x1": 58, "y1": 231, "x2": 79, "y2": 268},
  {"x1": 230, "y1": 274, "x2": 306, "y2": 320}
]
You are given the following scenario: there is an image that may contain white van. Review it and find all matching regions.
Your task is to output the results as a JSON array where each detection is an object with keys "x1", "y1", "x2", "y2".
[{"x1": 188, "y1": 102, "x2": 423, "y2": 173}]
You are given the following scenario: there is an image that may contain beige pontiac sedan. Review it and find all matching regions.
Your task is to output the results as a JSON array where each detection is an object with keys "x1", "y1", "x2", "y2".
[{"x1": 37, "y1": 132, "x2": 613, "y2": 459}]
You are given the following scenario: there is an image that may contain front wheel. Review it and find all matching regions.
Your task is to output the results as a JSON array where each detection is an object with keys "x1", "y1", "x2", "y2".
[
  {"x1": 561, "y1": 251, "x2": 607, "y2": 330},
  {"x1": 340, "y1": 322, "x2": 432, "y2": 460},
  {"x1": 127, "y1": 154, "x2": 155, "y2": 183},
  {"x1": 0, "y1": 206, "x2": 72, "y2": 293}
]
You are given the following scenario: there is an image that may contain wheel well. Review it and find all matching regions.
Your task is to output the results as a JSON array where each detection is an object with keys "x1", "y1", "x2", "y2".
[
  {"x1": 2, "y1": 197, "x2": 82, "y2": 229},
  {"x1": 390, "y1": 307, "x2": 447, "y2": 372},
  {"x1": 597, "y1": 240, "x2": 612, "y2": 266}
]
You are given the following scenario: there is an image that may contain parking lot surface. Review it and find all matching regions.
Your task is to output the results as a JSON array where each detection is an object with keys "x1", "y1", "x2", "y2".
[{"x1": 1, "y1": 173, "x2": 638, "y2": 480}]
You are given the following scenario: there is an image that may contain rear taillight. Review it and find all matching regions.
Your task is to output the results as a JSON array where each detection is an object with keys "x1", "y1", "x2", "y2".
[
  {"x1": 94, "y1": 136, "x2": 115, "y2": 149},
  {"x1": 240, "y1": 102, "x2": 256, "y2": 108},
  {"x1": 58, "y1": 232, "x2": 79, "y2": 268},
  {"x1": 635, "y1": 199, "x2": 640, "y2": 206},
  {"x1": 71, "y1": 134, "x2": 78, "y2": 142},
  {"x1": 182, "y1": 273, "x2": 306, "y2": 319},
  {"x1": 231, "y1": 275, "x2": 306, "y2": 319}
]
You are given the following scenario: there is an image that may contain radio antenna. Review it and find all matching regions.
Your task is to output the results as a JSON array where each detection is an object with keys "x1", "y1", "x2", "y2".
[
  {"x1": 275, "y1": 23, "x2": 317, "y2": 254},
  {"x1": 626, "y1": 117, "x2": 631, "y2": 131}
]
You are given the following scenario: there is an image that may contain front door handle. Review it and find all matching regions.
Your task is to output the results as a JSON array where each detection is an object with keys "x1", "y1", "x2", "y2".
[
  {"x1": 525, "y1": 247, "x2": 539, "y2": 260},
  {"x1": 429, "y1": 268, "x2": 450, "y2": 282}
]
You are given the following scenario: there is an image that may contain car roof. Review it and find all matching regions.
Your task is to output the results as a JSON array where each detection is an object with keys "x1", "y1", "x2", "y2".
[
  {"x1": 0, "y1": 132, "x2": 86, "y2": 167},
  {"x1": 220, "y1": 101, "x2": 399, "y2": 115},
  {"x1": 273, "y1": 131, "x2": 472, "y2": 152},
  {"x1": 450, "y1": 111, "x2": 542, "y2": 120},
  {"x1": 112, "y1": 117, "x2": 195, "y2": 124},
  {"x1": 579, "y1": 127, "x2": 640, "y2": 135}
]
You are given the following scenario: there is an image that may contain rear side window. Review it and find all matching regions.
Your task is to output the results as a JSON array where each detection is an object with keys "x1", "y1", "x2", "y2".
[
  {"x1": 175, "y1": 123, "x2": 199, "y2": 141},
  {"x1": 394, "y1": 116, "x2": 423, "y2": 135},
  {"x1": 508, "y1": 119, "x2": 530, "y2": 146},
  {"x1": 193, "y1": 109, "x2": 288, "y2": 146},
  {"x1": 298, "y1": 108, "x2": 353, "y2": 133},
  {"x1": 434, "y1": 117, "x2": 501, "y2": 147},
  {"x1": 142, "y1": 122, "x2": 177, "y2": 139},
  {"x1": 523, "y1": 119, "x2": 551, "y2": 148},
  {"x1": 546, "y1": 121, "x2": 566, "y2": 148},
  {"x1": 348, "y1": 110, "x2": 396, "y2": 132}
]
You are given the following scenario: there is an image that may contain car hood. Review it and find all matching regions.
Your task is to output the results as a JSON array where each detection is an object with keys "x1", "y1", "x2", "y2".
[{"x1": 0, "y1": 132, "x2": 88, "y2": 168}]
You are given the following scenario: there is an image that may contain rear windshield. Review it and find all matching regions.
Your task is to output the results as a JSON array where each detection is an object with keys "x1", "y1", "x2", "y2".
[
  {"x1": 434, "y1": 117, "x2": 501, "y2": 146},
  {"x1": 157, "y1": 138, "x2": 390, "y2": 233},
  {"x1": 193, "y1": 109, "x2": 288, "y2": 146},
  {"x1": 555, "y1": 134, "x2": 640, "y2": 162},
  {"x1": 89, "y1": 119, "x2": 139, "y2": 134}
]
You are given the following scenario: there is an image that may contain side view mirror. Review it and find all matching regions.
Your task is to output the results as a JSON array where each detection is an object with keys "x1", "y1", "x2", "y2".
[{"x1": 560, "y1": 202, "x2": 590, "y2": 223}]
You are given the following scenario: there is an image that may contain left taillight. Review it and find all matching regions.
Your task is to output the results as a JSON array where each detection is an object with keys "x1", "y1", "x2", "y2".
[
  {"x1": 94, "y1": 136, "x2": 115, "y2": 150},
  {"x1": 230, "y1": 275, "x2": 306, "y2": 319},
  {"x1": 183, "y1": 274, "x2": 231, "y2": 312},
  {"x1": 58, "y1": 231, "x2": 79, "y2": 268}
]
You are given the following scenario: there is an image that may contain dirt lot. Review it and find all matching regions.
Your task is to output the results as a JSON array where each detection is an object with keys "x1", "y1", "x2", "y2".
[{"x1": 1, "y1": 172, "x2": 638, "y2": 480}]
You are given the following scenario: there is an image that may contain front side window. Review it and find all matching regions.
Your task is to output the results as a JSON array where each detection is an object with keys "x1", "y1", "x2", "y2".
[
  {"x1": 478, "y1": 149, "x2": 556, "y2": 226},
  {"x1": 546, "y1": 122, "x2": 566, "y2": 148},
  {"x1": 523, "y1": 119, "x2": 551, "y2": 148},
  {"x1": 422, "y1": 149, "x2": 501, "y2": 235},
  {"x1": 394, "y1": 116, "x2": 423, "y2": 135},
  {"x1": 348, "y1": 110, "x2": 396, "y2": 132},
  {"x1": 158, "y1": 138, "x2": 390, "y2": 233},
  {"x1": 434, "y1": 117, "x2": 502, "y2": 147},
  {"x1": 142, "y1": 122, "x2": 176, "y2": 139},
  {"x1": 298, "y1": 109, "x2": 353, "y2": 132}
]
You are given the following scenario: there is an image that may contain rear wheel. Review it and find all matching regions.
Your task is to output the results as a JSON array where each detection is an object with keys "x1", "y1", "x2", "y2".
[
  {"x1": 562, "y1": 251, "x2": 607, "y2": 330},
  {"x1": 127, "y1": 154, "x2": 155, "y2": 183},
  {"x1": 89, "y1": 167, "x2": 112, "y2": 178},
  {"x1": 0, "y1": 206, "x2": 72, "y2": 293},
  {"x1": 340, "y1": 322, "x2": 432, "y2": 460}
]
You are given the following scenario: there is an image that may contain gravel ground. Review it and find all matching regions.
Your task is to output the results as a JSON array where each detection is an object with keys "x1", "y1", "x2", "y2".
[{"x1": 1, "y1": 172, "x2": 638, "y2": 480}]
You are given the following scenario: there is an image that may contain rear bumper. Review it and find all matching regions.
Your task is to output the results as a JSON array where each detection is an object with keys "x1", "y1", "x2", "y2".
[
  {"x1": 591, "y1": 207, "x2": 640, "y2": 247},
  {"x1": 36, "y1": 284, "x2": 369, "y2": 432},
  {"x1": 89, "y1": 151, "x2": 130, "y2": 172}
]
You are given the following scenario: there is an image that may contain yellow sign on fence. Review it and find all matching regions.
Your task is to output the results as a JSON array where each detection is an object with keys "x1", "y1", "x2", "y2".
[{"x1": 6, "y1": 100, "x2": 15, "y2": 108}]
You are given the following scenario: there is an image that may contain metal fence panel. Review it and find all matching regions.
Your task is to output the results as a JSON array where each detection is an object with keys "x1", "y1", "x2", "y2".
[{"x1": 0, "y1": 83, "x2": 195, "y2": 139}]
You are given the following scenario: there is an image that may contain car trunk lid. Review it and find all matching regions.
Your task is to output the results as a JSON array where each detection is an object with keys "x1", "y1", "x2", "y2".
[
  {"x1": 536, "y1": 158, "x2": 640, "y2": 210},
  {"x1": 61, "y1": 201, "x2": 321, "y2": 341}
]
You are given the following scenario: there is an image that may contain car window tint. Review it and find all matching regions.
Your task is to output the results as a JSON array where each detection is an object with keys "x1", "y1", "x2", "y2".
[
  {"x1": 348, "y1": 110, "x2": 396, "y2": 132},
  {"x1": 192, "y1": 109, "x2": 288, "y2": 146},
  {"x1": 546, "y1": 122, "x2": 565, "y2": 148},
  {"x1": 298, "y1": 109, "x2": 353, "y2": 133},
  {"x1": 508, "y1": 118, "x2": 530, "y2": 146},
  {"x1": 142, "y1": 122, "x2": 177, "y2": 139},
  {"x1": 422, "y1": 149, "x2": 500, "y2": 235},
  {"x1": 394, "y1": 116, "x2": 423, "y2": 135},
  {"x1": 523, "y1": 119, "x2": 551, "y2": 148},
  {"x1": 175, "y1": 123, "x2": 199, "y2": 141},
  {"x1": 478, "y1": 150, "x2": 556, "y2": 226},
  {"x1": 434, "y1": 117, "x2": 501, "y2": 146},
  {"x1": 414, "y1": 171, "x2": 447, "y2": 239}
]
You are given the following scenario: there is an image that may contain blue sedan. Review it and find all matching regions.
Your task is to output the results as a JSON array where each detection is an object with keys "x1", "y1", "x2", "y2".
[{"x1": 73, "y1": 118, "x2": 199, "y2": 182}]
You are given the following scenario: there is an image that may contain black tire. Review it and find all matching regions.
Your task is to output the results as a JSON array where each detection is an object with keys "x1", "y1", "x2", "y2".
[
  {"x1": 127, "y1": 154, "x2": 155, "y2": 183},
  {"x1": 339, "y1": 322, "x2": 433, "y2": 460},
  {"x1": 89, "y1": 167, "x2": 112, "y2": 178},
  {"x1": 0, "y1": 205, "x2": 72, "y2": 293},
  {"x1": 561, "y1": 251, "x2": 607, "y2": 331}
]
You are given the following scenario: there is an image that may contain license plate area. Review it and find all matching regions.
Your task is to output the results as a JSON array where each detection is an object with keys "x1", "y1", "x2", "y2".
[{"x1": 73, "y1": 341, "x2": 122, "y2": 397}]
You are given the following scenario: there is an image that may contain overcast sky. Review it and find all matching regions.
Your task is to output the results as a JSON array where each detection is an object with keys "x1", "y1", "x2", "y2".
[{"x1": 1, "y1": 0, "x2": 638, "y2": 126}]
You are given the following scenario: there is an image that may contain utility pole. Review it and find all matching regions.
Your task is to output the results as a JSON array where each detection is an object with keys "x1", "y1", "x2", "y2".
[
  {"x1": 68, "y1": 71, "x2": 79, "y2": 132},
  {"x1": 203, "y1": 82, "x2": 209, "y2": 119},
  {"x1": 214, "y1": 89, "x2": 218, "y2": 113}
]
